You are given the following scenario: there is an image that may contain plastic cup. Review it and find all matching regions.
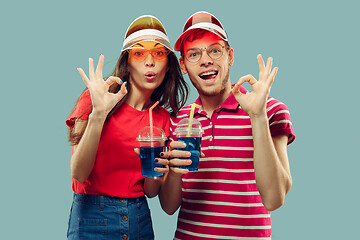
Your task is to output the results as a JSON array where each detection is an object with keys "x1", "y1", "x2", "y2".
[
  {"x1": 137, "y1": 126, "x2": 167, "y2": 177},
  {"x1": 174, "y1": 118, "x2": 203, "y2": 171}
]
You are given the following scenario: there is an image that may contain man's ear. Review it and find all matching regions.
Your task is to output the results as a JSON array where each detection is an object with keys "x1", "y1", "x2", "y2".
[
  {"x1": 228, "y1": 47, "x2": 234, "y2": 66},
  {"x1": 179, "y1": 56, "x2": 188, "y2": 74}
]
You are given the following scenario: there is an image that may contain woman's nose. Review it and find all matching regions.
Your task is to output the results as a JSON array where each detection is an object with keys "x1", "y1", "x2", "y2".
[{"x1": 144, "y1": 53, "x2": 155, "y2": 67}]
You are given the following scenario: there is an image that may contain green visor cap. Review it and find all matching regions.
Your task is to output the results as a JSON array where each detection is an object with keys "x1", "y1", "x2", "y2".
[{"x1": 122, "y1": 15, "x2": 173, "y2": 52}]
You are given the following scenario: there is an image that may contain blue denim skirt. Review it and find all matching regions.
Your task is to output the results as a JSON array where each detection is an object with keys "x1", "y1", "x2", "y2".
[{"x1": 67, "y1": 193, "x2": 154, "y2": 240}]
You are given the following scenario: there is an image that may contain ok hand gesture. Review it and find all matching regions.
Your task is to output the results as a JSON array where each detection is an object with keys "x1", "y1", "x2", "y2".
[
  {"x1": 232, "y1": 54, "x2": 278, "y2": 118},
  {"x1": 77, "y1": 54, "x2": 128, "y2": 117}
]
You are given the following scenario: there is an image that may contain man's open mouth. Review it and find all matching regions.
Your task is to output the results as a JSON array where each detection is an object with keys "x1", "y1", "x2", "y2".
[{"x1": 199, "y1": 70, "x2": 218, "y2": 80}]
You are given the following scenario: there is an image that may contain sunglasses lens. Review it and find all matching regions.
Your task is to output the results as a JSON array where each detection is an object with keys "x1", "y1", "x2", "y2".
[
  {"x1": 128, "y1": 47, "x2": 169, "y2": 61},
  {"x1": 151, "y1": 48, "x2": 169, "y2": 60},
  {"x1": 129, "y1": 49, "x2": 147, "y2": 61}
]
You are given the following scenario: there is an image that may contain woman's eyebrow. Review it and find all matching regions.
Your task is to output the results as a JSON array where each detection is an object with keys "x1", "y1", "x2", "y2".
[{"x1": 133, "y1": 43, "x2": 144, "y2": 48}]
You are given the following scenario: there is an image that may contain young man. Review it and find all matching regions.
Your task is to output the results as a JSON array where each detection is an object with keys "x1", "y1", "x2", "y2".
[{"x1": 159, "y1": 11, "x2": 295, "y2": 239}]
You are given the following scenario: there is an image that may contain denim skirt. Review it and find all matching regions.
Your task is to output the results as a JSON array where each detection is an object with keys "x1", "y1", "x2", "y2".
[{"x1": 67, "y1": 193, "x2": 154, "y2": 240}]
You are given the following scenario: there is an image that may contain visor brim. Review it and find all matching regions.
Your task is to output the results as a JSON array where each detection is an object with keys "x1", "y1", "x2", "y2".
[
  {"x1": 174, "y1": 27, "x2": 227, "y2": 52},
  {"x1": 122, "y1": 38, "x2": 173, "y2": 52}
]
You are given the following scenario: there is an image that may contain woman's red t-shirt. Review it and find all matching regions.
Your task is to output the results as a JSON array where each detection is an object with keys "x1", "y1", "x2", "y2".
[{"x1": 66, "y1": 90, "x2": 170, "y2": 198}]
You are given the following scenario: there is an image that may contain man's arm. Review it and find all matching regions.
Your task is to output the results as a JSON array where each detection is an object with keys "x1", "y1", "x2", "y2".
[
  {"x1": 232, "y1": 54, "x2": 292, "y2": 211},
  {"x1": 158, "y1": 141, "x2": 191, "y2": 215},
  {"x1": 251, "y1": 114, "x2": 292, "y2": 211}
]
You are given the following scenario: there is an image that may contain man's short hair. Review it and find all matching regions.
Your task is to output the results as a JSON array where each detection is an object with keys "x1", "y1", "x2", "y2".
[{"x1": 180, "y1": 29, "x2": 230, "y2": 56}]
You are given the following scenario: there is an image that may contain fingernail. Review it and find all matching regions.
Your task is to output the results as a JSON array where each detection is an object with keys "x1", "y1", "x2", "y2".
[
  {"x1": 125, "y1": 82, "x2": 128, "y2": 87},
  {"x1": 154, "y1": 159, "x2": 159, "y2": 163},
  {"x1": 160, "y1": 152, "x2": 164, "y2": 157},
  {"x1": 120, "y1": 80, "x2": 124, "y2": 84},
  {"x1": 154, "y1": 167, "x2": 158, "y2": 171}
]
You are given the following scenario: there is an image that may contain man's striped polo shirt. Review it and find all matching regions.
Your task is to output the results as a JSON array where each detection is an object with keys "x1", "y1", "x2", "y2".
[{"x1": 170, "y1": 86, "x2": 295, "y2": 240}]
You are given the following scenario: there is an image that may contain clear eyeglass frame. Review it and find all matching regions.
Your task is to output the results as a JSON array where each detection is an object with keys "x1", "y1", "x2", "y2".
[{"x1": 184, "y1": 43, "x2": 226, "y2": 63}]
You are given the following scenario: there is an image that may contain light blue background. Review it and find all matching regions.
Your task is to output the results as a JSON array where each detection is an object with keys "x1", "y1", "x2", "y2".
[{"x1": 1, "y1": 0, "x2": 359, "y2": 239}]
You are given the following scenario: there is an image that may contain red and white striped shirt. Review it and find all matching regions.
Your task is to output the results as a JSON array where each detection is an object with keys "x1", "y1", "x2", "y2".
[{"x1": 170, "y1": 87, "x2": 295, "y2": 240}]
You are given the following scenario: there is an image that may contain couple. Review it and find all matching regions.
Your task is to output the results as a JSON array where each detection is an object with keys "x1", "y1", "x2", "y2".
[{"x1": 66, "y1": 11, "x2": 295, "y2": 240}]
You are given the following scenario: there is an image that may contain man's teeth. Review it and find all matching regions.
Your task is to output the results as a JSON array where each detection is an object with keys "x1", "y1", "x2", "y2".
[{"x1": 200, "y1": 71, "x2": 217, "y2": 77}]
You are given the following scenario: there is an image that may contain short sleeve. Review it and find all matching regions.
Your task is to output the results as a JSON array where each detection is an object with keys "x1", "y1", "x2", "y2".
[
  {"x1": 169, "y1": 115, "x2": 177, "y2": 142},
  {"x1": 66, "y1": 89, "x2": 93, "y2": 128},
  {"x1": 266, "y1": 97, "x2": 295, "y2": 145},
  {"x1": 164, "y1": 114, "x2": 171, "y2": 138},
  {"x1": 158, "y1": 106, "x2": 171, "y2": 138}
]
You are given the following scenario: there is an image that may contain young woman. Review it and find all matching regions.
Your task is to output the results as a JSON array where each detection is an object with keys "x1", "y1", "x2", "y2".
[{"x1": 66, "y1": 15, "x2": 188, "y2": 239}]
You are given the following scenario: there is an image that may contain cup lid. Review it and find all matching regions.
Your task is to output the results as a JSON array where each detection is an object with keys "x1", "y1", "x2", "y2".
[
  {"x1": 137, "y1": 126, "x2": 167, "y2": 141},
  {"x1": 175, "y1": 118, "x2": 203, "y2": 134}
]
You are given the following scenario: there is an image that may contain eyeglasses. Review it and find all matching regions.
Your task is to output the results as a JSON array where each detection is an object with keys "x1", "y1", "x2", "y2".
[
  {"x1": 127, "y1": 47, "x2": 170, "y2": 61},
  {"x1": 184, "y1": 43, "x2": 226, "y2": 63}
]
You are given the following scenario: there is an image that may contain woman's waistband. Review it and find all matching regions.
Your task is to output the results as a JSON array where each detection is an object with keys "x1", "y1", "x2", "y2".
[{"x1": 73, "y1": 192, "x2": 146, "y2": 205}]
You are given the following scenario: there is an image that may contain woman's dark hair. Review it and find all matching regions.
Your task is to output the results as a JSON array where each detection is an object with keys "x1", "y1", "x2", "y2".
[{"x1": 67, "y1": 50, "x2": 189, "y2": 144}]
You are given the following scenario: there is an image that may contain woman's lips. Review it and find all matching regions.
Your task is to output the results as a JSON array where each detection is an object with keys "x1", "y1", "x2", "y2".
[{"x1": 145, "y1": 71, "x2": 156, "y2": 81}]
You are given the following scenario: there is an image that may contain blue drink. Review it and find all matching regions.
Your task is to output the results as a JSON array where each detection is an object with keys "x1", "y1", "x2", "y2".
[
  {"x1": 140, "y1": 146, "x2": 164, "y2": 177},
  {"x1": 176, "y1": 137, "x2": 201, "y2": 171}
]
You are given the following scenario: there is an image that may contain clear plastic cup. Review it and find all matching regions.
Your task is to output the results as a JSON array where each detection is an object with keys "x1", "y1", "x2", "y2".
[
  {"x1": 174, "y1": 118, "x2": 202, "y2": 171},
  {"x1": 137, "y1": 126, "x2": 167, "y2": 177}
]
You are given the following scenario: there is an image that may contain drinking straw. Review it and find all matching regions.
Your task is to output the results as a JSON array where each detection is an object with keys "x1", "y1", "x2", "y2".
[
  {"x1": 149, "y1": 101, "x2": 159, "y2": 146},
  {"x1": 187, "y1": 103, "x2": 201, "y2": 137}
]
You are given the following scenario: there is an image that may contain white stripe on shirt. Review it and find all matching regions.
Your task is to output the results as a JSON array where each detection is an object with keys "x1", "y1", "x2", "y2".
[
  {"x1": 202, "y1": 146, "x2": 254, "y2": 151},
  {"x1": 217, "y1": 115, "x2": 250, "y2": 119},
  {"x1": 175, "y1": 229, "x2": 271, "y2": 240},
  {"x1": 179, "y1": 218, "x2": 271, "y2": 230},
  {"x1": 182, "y1": 189, "x2": 259, "y2": 195},
  {"x1": 215, "y1": 125, "x2": 252, "y2": 129},
  {"x1": 202, "y1": 125, "x2": 213, "y2": 130},
  {"x1": 180, "y1": 208, "x2": 269, "y2": 218},
  {"x1": 266, "y1": 102, "x2": 284, "y2": 112},
  {"x1": 269, "y1": 110, "x2": 289, "y2": 119},
  {"x1": 269, "y1": 119, "x2": 292, "y2": 127},
  {"x1": 182, "y1": 179, "x2": 256, "y2": 184},
  {"x1": 214, "y1": 135, "x2": 253, "y2": 140},
  {"x1": 197, "y1": 168, "x2": 254, "y2": 173},
  {"x1": 182, "y1": 198, "x2": 264, "y2": 207},
  {"x1": 200, "y1": 157, "x2": 253, "y2": 162}
]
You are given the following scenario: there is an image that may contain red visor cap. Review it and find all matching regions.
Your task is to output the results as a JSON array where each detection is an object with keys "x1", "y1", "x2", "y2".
[{"x1": 174, "y1": 11, "x2": 228, "y2": 51}]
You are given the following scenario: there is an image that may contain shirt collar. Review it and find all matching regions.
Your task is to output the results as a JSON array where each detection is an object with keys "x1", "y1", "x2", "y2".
[{"x1": 194, "y1": 85, "x2": 247, "y2": 112}]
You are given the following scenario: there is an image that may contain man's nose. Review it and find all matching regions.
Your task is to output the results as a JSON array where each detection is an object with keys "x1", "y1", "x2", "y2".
[{"x1": 199, "y1": 49, "x2": 213, "y2": 66}]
